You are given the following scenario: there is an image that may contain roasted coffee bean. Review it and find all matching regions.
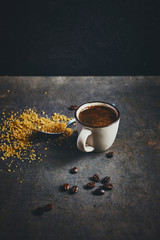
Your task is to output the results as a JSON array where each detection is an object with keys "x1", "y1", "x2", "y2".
[
  {"x1": 106, "y1": 152, "x2": 114, "y2": 158},
  {"x1": 92, "y1": 174, "x2": 100, "y2": 182},
  {"x1": 63, "y1": 183, "x2": 70, "y2": 190},
  {"x1": 69, "y1": 105, "x2": 78, "y2": 110},
  {"x1": 86, "y1": 182, "x2": 96, "y2": 189},
  {"x1": 102, "y1": 176, "x2": 110, "y2": 183},
  {"x1": 43, "y1": 203, "x2": 54, "y2": 211},
  {"x1": 33, "y1": 203, "x2": 54, "y2": 216},
  {"x1": 94, "y1": 188, "x2": 105, "y2": 195},
  {"x1": 70, "y1": 167, "x2": 78, "y2": 174},
  {"x1": 71, "y1": 185, "x2": 78, "y2": 193},
  {"x1": 103, "y1": 182, "x2": 113, "y2": 190}
]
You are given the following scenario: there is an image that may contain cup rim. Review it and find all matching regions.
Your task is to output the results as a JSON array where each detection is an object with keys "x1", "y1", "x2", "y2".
[{"x1": 75, "y1": 101, "x2": 120, "y2": 128}]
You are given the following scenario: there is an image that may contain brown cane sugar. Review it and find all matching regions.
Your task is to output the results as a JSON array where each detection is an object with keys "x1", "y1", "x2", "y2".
[
  {"x1": 38, "y1": 121, "x2": 67, "y2": 133},
  {"x1": 37, "y1": 112, "x2": 74, "y2": 133},
  {"x1": 0, "y1": 108, "x2": 74, "y2": 173}
]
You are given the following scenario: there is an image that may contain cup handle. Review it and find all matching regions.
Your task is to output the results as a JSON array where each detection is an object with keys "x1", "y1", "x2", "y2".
[{"x1": 77, "y1": 127, "x2": 94, "y2": 152}]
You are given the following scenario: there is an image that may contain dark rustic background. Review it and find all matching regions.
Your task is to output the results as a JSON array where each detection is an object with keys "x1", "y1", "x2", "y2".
[
  {"x1": 0, "y1": 0, "x2": 160, "y2": 76},
  {"x1": 0, "y1": 76, "x2": 160, "y2": 240}
]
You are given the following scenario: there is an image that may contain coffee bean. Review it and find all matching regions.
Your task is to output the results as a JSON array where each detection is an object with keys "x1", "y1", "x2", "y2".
[
  {"x1": 106, "y1": 152, "x2": 114, "y2": 158},
  {"x1": 33, "y1": 203, "x2": 54, "y2": 216},
  {"x1": 94, "y1": 188, "x2": 105, "y2": 195},
  {"x1": 86, "y1": 182, "x2": 96, "y2": 189},
  {"x1": 69, "y1": 105, "x2": 78, "y2": 110},
  {"x1": 102, "y1": 176, "x2": 110, "y2": 183},
  {"x1": 43, "y1": 203, "x2": 54, "y2": 211},
  {"x1": 71, "y1": 185, "x2": 78, "y2": 193},
  {"x1": 103, "y1": 182, "x2": 113, "y2": 190},
  {"x1": 63, "y1": 183, "x2": 70, "y2": 190},
  {"x1": 70, "y1": 167, "x2": 78, "y2": 174},
  {"x1": 92, "y1": 174, "x2": 100, "y2": 182}
]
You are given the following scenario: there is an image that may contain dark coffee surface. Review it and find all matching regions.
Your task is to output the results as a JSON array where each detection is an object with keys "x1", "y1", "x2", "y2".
[{"x1": 79, "y1": 106, "x2": 117, "y2": 127}]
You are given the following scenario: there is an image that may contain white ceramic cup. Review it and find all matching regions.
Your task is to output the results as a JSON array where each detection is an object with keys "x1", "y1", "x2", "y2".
[{"x1": 75, "y1": 101, "x2": 120, "y2": 152}]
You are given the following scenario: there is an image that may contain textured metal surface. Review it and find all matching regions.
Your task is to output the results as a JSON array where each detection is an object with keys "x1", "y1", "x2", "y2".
[{"x1": 0, "y1": 76, "x2": 160, "y2": 240}]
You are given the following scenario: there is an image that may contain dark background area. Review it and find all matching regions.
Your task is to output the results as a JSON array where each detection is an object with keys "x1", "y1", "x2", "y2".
[{"x1": 0, "y1": 0, "x2": 160, "y2": 76}]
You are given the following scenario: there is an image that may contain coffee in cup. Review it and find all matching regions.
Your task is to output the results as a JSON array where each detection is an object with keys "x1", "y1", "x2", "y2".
[
  {"x1": 75, "y1": 101, "x2": 120, "y2": 152},
  {"x1": 78, "y1": 105, "x2": 117, "y2": 127}
]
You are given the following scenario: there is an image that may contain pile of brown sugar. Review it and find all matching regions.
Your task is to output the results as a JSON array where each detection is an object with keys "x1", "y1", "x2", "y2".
[
  {"x1": 0, "y1": 108, "x2": 74, "y2": 172},
  {"x1": 38, "y1": 113, "x2": 72, "y2": 133}
]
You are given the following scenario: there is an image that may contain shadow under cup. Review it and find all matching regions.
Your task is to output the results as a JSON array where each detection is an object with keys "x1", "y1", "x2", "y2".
[{"x1": 75, "y1": 102, "x2": 120, "y2": 152}]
